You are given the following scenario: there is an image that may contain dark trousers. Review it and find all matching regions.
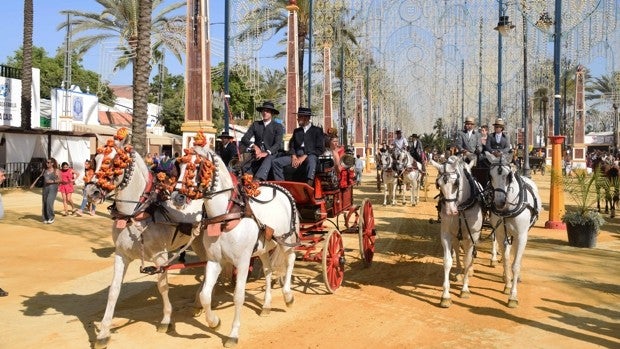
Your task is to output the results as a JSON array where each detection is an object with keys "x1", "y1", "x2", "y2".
[
  {"x1": 242, "y1": 155, "x2": 273, "y2": 181},
  {"x1": 272, "y1": 154, "x2": 318, "y2": 181}
]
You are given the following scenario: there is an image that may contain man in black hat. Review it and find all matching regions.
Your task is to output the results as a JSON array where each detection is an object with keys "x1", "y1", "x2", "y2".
[
  {"x1": 240, "y1": 101, "x2": 285, "y2": 181},
  {"x1": 217, "y1": 131, "x2": 238, "y2": 169},
  {"x1": 272, "y1": 107, "x2": 325, "y2": 186},
  {"x1": 408, "y1": 133, "x2": 427, "y2": 185}
]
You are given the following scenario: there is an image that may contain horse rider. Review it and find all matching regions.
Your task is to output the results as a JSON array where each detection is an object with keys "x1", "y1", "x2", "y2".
[
  {"x1": 272, "y1": 107, "x2": 325, "y2": 186},
  {"x1": 408, "y1": 133, "x2": 427, "y2": 186},
  {"x1": 455, "y1": 116, "x2": 481, "y2": 164},
  {"x1": 392, "y1": 129, "x2": 407, "y2": 152},
  {"x1": 486, "y1": 118, "x2": 512, "y2": 157},
  {"x1": 239, "y1": 101, "x2": 285, "y2": 181}
]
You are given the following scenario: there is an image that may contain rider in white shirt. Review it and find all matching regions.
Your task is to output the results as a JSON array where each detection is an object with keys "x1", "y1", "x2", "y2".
[{"x1": 392, "y1": 129, "x2": 407, "y2": 151}]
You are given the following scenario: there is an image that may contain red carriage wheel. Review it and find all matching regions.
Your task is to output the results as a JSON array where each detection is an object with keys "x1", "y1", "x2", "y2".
[
  {"x1": 358, "y1": 198, "x2": 376, "y2": 267},
  {"x1": 322, "y1": 229, "x2": 345, "y2": 293}
]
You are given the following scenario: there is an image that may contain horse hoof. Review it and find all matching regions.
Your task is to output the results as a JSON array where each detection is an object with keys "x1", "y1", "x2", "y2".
[
  {"x1": 503, "y1": 286, "x2": 511, "y2": 295},
  {"x1": 224, "y1": 337, "x2": 239, "y2": 348},
  {"x1": 157, "y1": 322, "x2": 173, "y2": 333},
  {"x1": 285, "y1": 294, "x2": 295, "y2": 308},
  {"x1": 460, "y1": 290, "x2": 471, "y2": 299},
  {"x1": 260, "y1": 307, "x2": 271, "y2": 316},
  {"x1": 507, "y1": 299, "x2": 519, "y2": 308},
  {"x1": 490, "y1": 260, "x2": 498, "y2": 267},
  {"x1": 94, "y1": 337, "x2": 110, "y2": 349},
  {"x1": 210, "y1": 318, "x2": 221, "y2": 330},
  {"x1": 192, "y1": 306, "x2": 204, "y2": 317},
  {"x1": 439, "y1": 298, "x2": 451, "y2": 308}
]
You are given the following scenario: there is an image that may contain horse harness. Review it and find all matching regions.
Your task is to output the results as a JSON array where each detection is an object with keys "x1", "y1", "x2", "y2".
[
  {"x1": 436, "y1": 162, "x2": 483, "y2": 257},
  {"x1": 197, "y1": 154, "x2": 300, "y2": 248},
  {"x1": 487, "y1": 161, "x2": 540, "y2": 245}
]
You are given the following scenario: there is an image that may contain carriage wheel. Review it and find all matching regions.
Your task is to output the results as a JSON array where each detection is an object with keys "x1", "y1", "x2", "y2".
[
  {"x1": 322, "y1": 229, "x2": 345, "y2": 294},
  {"x1": 358, "y1": 198, "x2": 376, "y2": 267}
]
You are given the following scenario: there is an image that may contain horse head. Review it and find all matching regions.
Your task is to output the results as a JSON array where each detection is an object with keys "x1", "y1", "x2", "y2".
[
  {"x1": 485, "y1": 151, "x2": 514, "y2": 210},
  {"x1": 430, "y1": 155, "x2": 471, "y2": 216},
  {"x1": 378, "y1": 151, "x2": 393, "y2": 171},
  {"x1": 86, "y1": 128, "x2": 153, "y2": 217}
]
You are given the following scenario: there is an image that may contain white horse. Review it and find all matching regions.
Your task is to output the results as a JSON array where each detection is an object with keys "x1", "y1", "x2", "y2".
[
  {"x1": 486, "y1": 152, "x2": 541, "y2": 308},
  {"x1": 378, "y1": 150, "x2": 398, "y2": 205},
  {"x1": 174, "y1": 144, "x2": 299, "y2": 347},
  {"x1": 394, "y1": 149, "x2": 422, "y2": 206},
  {"x1": 430, "y1": 155, "x2": 483, "y2": 308},
  {"x1": 86, "y1": 134, "x2": 206, "y2": 349}
]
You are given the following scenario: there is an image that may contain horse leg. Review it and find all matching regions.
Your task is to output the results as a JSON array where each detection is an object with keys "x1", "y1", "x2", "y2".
[
  {"x1": 154, "y1": 259, "x2": 173, "y2": 333},
  {"x1": 439, "y1": 231, "x2": 453, "y2": 308},
  {"x1": 489, "y1": 231, "x2": 499, "y2": 267},
  {"x1": 280, "y1": 248, "x2": 296, "y2": 307},
  {"x1": 498, "y1": 230, "x2": 513, "y2": 296},
  {"x1": 225, "y1": 256, "x2": 252, "y2": 348},
  {"x1": 95, "y1": 254, "x2": 129, "y2": 349},
  {"x1": 258, "y1": 253, "x2": 273, "y2": 316},
  {"x1": 383, "y1": 182, "x2": 388, "y2": 206},
  {"x1": 200, "y1": 261, "x2": 222, "y2": 337},
  {"x1": 507, "y1": 233, "x2": 528, "y2": 308},
  {"x1": 191, "y1": 240, "x2": 207, "y2": 317},
  {"x1": 460, "y1": 240, "x2": 475, "y2": 299}
]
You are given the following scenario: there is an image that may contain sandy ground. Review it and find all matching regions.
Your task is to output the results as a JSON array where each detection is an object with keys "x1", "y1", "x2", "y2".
[{"x1": 0, "y1": 168, "x2": 618, "y2": 349}]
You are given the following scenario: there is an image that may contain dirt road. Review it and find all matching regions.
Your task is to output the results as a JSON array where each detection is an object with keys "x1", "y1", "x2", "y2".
[{"x1": 0, "y1": 170, "x2": 618, "y2": 349}]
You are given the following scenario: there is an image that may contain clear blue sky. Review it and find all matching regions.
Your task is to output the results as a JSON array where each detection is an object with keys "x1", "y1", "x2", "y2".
[{"x1": 0, "y1": 1, "x2": 285, "y2": 86}]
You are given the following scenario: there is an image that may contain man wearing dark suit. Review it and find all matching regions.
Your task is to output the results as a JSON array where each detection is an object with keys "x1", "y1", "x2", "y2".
[
  {"x1": 240, "y1": 101, "x2": 284, "y2": 181},
  {"x1": 272, "y1": 107, "x2": 325, "y2": 186},
  {"x1": 455, "y1": 116, "x2": 481, "y2": 163},
  {"x1": 217, "y1": 131, "x2": 238, "y2": 169},
  {"x1": 486, "y1": 118, "x2": 512, "y2": 155}
]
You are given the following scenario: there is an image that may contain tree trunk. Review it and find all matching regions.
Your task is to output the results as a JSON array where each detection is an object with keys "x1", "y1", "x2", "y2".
[
  {"x1": 21, "y1": 0, "x2": 33, "y2": 130},
  {"x1": 132, "y1": 0, "x2": 153, "y2": 156}
]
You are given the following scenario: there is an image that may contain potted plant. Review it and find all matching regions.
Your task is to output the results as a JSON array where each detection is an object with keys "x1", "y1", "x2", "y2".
[{"x1": 561, "y1": 169, "x2": 605, "y2": 248}]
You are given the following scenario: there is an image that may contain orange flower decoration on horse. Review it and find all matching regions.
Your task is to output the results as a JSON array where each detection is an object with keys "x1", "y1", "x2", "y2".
[
  {"x1": 193, "y1": 130, "x2": 207, "y2": 147},
  {"x1": 114, "y1": 127, "x2": 129, "y2": 141}
]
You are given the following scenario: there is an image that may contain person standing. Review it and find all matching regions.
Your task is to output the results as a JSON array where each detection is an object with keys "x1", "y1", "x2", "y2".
[
  {"x1": 354, "y1": 155, "x2": 365, "y2": 186},
  {"x1": 0, "y1": 167, "x2": 7, "y2": 296},
  {"x1": 75, "y1": 159, "x2": 96, "y2": 216},
  {"x1": 272, "y1": 107, "x2": 325, "y2": 186},
  {"x1": 455, "y1": 116, "x2": 481, "y2": 163},
  {"x1": 59, "y1": 162, "x2": 77, "y2": 216},
  {"x1": 217, "y1": 131, "x2": 238, "y2": 169},
  {"x1": 31, "y1": 158, "x2": 60, "y2": 224},
  {"x1": 486, "y1": 118, "x2": 512, "y2": 155},
  {"x1": 240, "y1": 101, "x2": 285, "y2": 181}
]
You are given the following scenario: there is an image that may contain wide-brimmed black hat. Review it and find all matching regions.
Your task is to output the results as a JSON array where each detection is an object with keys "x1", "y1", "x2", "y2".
[
  {"x1": 256, "y1": 101, "x2": 279, "y2": 115},
  {"x1": 294, "y1": 107, "x2": 314, "y2": 117},
  {"x1": 217, "y1": 131, "x2": 234, "y2": 139}
]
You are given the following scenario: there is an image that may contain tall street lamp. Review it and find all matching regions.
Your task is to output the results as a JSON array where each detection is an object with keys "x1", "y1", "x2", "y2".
[
  {"x1": 546, "y1": 0, "x2": 566, "y2": 230},
  {"x1": 494, "y1": 4, "x2": 515, "y2": 124}
]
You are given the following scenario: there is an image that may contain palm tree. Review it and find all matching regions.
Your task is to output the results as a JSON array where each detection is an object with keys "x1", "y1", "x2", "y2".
[
  {"x1": 21, "y1": 0, "x2": 33, "y2": 130},
  {"x1": 58, "y1": 0, "x2": 185, "y2": 71},
  {"x1": 58, "y1": 0, "x2": 182, "y2": 155},
  {"x1": 587, "y1": 72, "x2": 620, "y2": 108},
  {"x1": 237, "y1": 0, "x2": 357, "y2": 104},
  {"x1": 259, "y1": 68, "x2": 286, "y2": 105},
  {"x1": 132, "y1": 0, "x2": 153, "y2": 155}
]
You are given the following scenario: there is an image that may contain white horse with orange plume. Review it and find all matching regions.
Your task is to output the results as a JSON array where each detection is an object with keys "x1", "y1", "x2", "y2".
[
  {"x1": 85, "y1": 128, "x2": 206, "y2": 349},
  {"x1": 170, "y1": 131, "x2": 299, "y2": 347}
]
